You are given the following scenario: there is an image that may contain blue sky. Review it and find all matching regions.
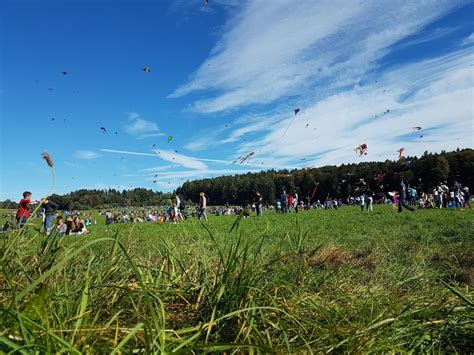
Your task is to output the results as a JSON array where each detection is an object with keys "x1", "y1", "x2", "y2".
[{"x1": 1, "y1": 0, "x2": 473, "y2": 201}]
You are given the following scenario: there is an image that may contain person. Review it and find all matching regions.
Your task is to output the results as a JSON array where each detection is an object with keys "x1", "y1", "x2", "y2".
[
  {"x1": 41, "y1": 198, "x2": 59, "y2": 236},
  {"x1": 398, "y1": 177, "x2": 414, "y2": 213},
  {"x1": 55, "y1": 216, "x2": 67, "y2": 235},
  {"x1": 254, "y1": 192, "x2": 263, "y2": 216},
  {"x1": 288, "y1": 194, "x2": 294, "y2": 212},
  {"x1": 65, "y1": 215, "x2": 74, "y2": 235},
  {"x1": 198, "y1": 192, "x2": 208, "y2": 221},
  {"x1": 364, "y1": 189, "x2": 373, "y2": 212},
  {"x1": 462, "y1": 186, "x2": 471, "y2": 209},
  {"x1": 175, "y1": 195, "x2": 184, "y2": 221},
  {"x1": 360, "y1": 194, "x2": 365, "y2": 211},
  {"x1": 276, "y1": 199, "x2": 282, "y2": 213},
  {"x1": 453, "y1": 180, "x2": 463, "y2": 208},
  {"x1": 280, "y1": 191, "x2": 288, "y2": 213},
  {"x1": 72, "y1": 216, "x2": 88, "y2": 235},
  {"x1": 16, "y1": 191, "x2": 38, "y2": 228},
  {"x1": 408, "y1": 185, "x2": 417, "y2": 206}
]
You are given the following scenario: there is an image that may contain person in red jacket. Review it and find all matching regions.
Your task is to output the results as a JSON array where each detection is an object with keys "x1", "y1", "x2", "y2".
[{"x1": 16, "y1": 191, "x2": 38, "y2": 227}]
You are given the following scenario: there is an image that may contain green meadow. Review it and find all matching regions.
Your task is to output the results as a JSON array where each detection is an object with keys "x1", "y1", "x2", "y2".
[{"x1": 1, "y1": 206, "x2": 473, "y2": 353}]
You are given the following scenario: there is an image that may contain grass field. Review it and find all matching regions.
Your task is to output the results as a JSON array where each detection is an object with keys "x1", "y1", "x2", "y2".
[{"x1": 1, "y1": 206, "x2": 473, "y2": 353}]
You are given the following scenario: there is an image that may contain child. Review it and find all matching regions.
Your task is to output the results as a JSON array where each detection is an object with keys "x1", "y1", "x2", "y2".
[
  {"x1": 55, "y1": 216, "x2": 67, "y2": 235},
  {"x1": 16, "y1": 191, "x2": 38, "y2": 227}
]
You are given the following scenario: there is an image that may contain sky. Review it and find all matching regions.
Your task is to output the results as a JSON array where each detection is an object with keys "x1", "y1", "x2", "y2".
[{"x1": 1, "y1": 0, "x2": 473, "y2": 201}]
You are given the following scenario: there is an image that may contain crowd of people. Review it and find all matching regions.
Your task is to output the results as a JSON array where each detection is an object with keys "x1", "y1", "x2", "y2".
[{"x1": 1, "y1": 178, "x2": 471, "y2": 235}]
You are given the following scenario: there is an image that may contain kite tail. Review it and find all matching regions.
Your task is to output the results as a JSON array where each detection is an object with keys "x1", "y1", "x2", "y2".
[{"x1": 310, "y1": 184, "x2": 318, "y2": 200}]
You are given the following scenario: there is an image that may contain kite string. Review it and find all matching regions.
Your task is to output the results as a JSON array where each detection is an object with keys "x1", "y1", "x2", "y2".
[{"x1": 281, "y1": 115, "x2": 297, "y2": 138}]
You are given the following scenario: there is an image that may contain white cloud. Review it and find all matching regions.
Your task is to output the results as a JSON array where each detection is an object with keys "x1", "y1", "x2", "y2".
[
  {"x1": 236, "y1": 47, "x2": 473, "y2": 167},
  {"x1": 74, "y1": 150, "x2": 100, "y2": 160},
  {"x1": 461, "y1": 32, "x2": 474, "y2": 45},
  {"x1": 154, "y1": 149, "x2": 208, "y2": 170},
  {"x1": 170, "y1": 0, "x2": 466, "y2": 113},
  {"x1": 123, "y1": 113, "x2": 161, "y2": 138}
]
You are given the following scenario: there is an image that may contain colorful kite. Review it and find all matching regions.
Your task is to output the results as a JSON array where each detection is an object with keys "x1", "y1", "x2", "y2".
[
  {"x1": 234, "y1": 151, "x2": 255, "y2": 164},
  {"x1": 100, "y1": 127, "x2": 107, "y2": 134},
  {"x1": 167, "y1": 136, "x2": 173, "y2": 143},
  {"x1": 354, "y1": 143, "x2": 368, "y2": 156},
  {"x1": 142, "y1": 68, "x2": 151, "y2": 72}
]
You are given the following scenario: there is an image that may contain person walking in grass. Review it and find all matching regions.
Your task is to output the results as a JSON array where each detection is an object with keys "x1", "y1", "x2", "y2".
[
  {"x1": 462, "y1": 186, "x2": 471, "y2": 209},
  {"x1": 364, "y1": 188, "x2": 373, "y2": 212},
  {"x1": 398, "y1": 177, "x2": 414, "y2": 213},
  {"x1": 41, "y1": 197, "x2": 59, "y2": 236},
  {"x1": 198, "y1": 192, "x2": 208, "y2": 221},
  {"x1": 254, "y1": 192, "x2": 263, "y2": 216},
  {"x1": 280, "y1": 190, "x2": 288, "y2": 213}
]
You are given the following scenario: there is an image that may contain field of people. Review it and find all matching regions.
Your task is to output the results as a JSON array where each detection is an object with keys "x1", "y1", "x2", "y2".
[{"x1": 0, "y1": 206, "x2": 472, "y2": 353}]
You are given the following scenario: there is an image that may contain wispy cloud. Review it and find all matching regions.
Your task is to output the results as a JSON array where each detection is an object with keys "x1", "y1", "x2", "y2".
[
  {"x1": 237, "y1": 47, "x2": 473, "y2": 167},
  {"x1": 74, "y1": 150, "x2": 100, "y2": 160},
  {"x1": 123, "y1": 112, "x2": 162, "y2": 138},
  {"x1": 461, "y1": 32, "x2": 474, "y2": 45},
  {"x1": 153, "y1": 149, "x2": 208, "y2": 170},
  {"x1": 170, "y1": 0, "x2": 466, "y2": 113}
]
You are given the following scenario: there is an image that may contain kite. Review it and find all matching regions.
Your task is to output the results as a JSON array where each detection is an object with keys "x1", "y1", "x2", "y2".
[
  {"x1": 115, "y1": 132, "x2": 118, "y2": 135},
  {"x1": 62, "y1": 71, "x2": 67, "y2": 75},
  {"x1": 294, "y1": 108, "x2": 300, "y2": 115},
  {"x1": 383, "y1": 109, "x2": 390, "y2": 115},
  {"x1": 100, "y1": 127, "x2": 107, "y2": 134},
  {"x1": 167, "y1": 136, "x2": 173, "y2": 143},
  {"x1": 305, "y1": 123, "x2": 309, "y2": 128},
  {"x1": 300, "y1": 158, "x2": 307, "y2": 161},
  {"x1": 153, "y1": 180, "x2": 157, "y2": 184},
  {"x1": 354, "y1": 143, "x2": 368, "y2": 156},
  {"x1": 412, "y1": 126, "x2": 422, "y2": 131},
  {"x1": 374, "y1": 115, "x2": 379, "y2": 119},
  {"x1": 174, "y1": 150, "x2": 178, "y2": 153},
  {"x1": 225, "y1": 124, "x2": 228, "y2": 128},
  {"x1": 48, "y1": 88, "x2": 54, "y2": 91},
  {"x1": 51, "y1": 118, "x2": 55, "y2": 121},
  {"x1": 397, "y1": 147, "x2": 405, "y2": 160},
  {"x1": 419, "y1": 135, "x2": 423, "y2": 139},
  {"x1": 234, "y1": 151, "x2": 255, "y2": 164},
  {"x1": 142, "y1": 68, "x2": 151, "y2": 72},
  {"x1": 41, "y1": 152, "x2": 54, "y2": 167},
  {"x1": 204, "y1": 0, "x2": 209, "y2": 6},
  {"x1": 152, "y1": 144, "x2": 156, "y2": 148}
]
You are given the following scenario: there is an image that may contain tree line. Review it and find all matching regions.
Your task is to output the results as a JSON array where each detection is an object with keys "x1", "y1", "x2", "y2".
[
  {"x1": 176, "y1": 149, "x2": 473, "y2": 205},
  {"x1": 0, "y1": 149, "x2": 472, "y2": 210}
]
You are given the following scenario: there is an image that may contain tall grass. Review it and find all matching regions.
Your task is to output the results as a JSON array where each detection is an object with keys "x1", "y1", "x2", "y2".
[{"x1": 0, "y1": 207, "x2": 472, "y2": 352}]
